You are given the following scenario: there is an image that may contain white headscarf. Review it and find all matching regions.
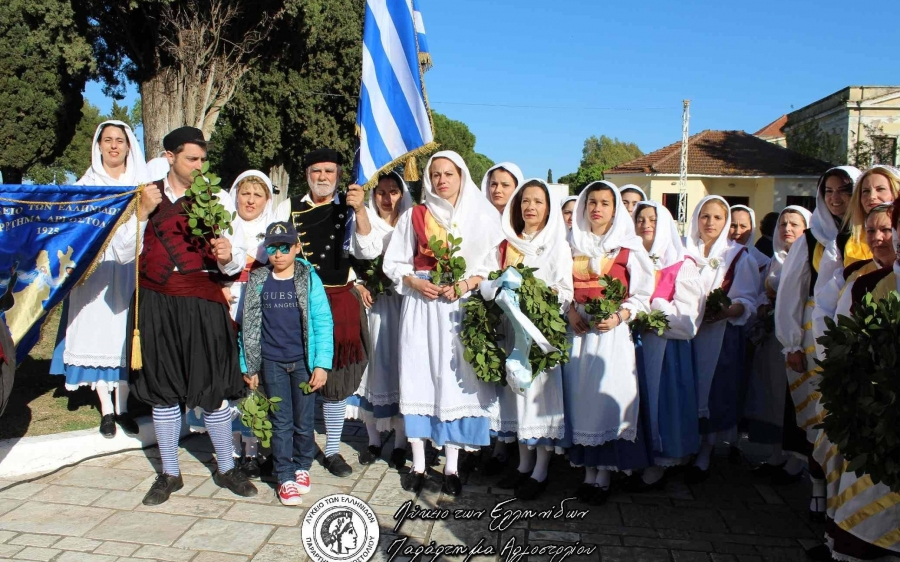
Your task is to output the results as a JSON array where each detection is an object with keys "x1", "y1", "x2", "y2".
[
  {"x1": 633, "y1": 200, "x2": 684, "y2": 270},
  {"x1": 570, "y1": 181, "x2": 646, "y2": 273},
  {"x1": 769, "y1": 205, "x2": 812, "y2": 287},
  {"x1": 619, "y1": 184, "x2": 647, "y2": 201},
  {"x1": 423, "y1": 151, "x2": 504, "y2": 274},
  {"x1": 481, "y1": 162, "x2": 524, "y2": 202},
  {"x1": 729, "y1": 205, "x2": 756, "y2": 246},
  {"x1": 501, "y1": 179, "x2": 568, "y2": 259},
  {"x1": 685, "y1": 195, "x2": 734, "y2": 268},
  {"x1": 561, "y1": 195, "x2": 578, "y2": 208},
  {"x1": 367, "y1": 171, "x2": 414, "y2": 240},
  {"x1": 809, "y1": 166, "x2": 862, "y2": 244},
  {"x1": 76, "y1": 121, "x2": 149, "y2": 186},
  {"x1": 145, "y1": 157, "x2": 170, "y2": 182},
  {"x1": 229, "y1": 170, "x2": 275, "y2": 263}
]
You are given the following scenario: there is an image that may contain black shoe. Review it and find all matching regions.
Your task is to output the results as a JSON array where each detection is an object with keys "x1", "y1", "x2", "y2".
[
  {"x1": 620, "y1": 472, "x2": 667, "y2": 493},
  {"x1": 516, "y1": 477, "x2": 548, "y2": 500},
  {"x1": 142, "y1": 473, "x2": 184, "y2": 506},
  {"x1": 442, "y1": 473, "x2": 462, "y2": 496},
  {"x1": 685, "y1": 466, "x2": 710, "y2": 484},
  {"x1": 750, "y1": 461, "x2": 786, "y2": 478},
  {"x1": 323, "y1": 454, "x2": 353, "y2": 477},
  {"x1": 100, "y1": 414, "x2": 116, "y2": 438},
  {"x1": 483, "y1": 456, "x2": 508, "y2": 476},
  {"x1": 770, "y1": 468, "x2": 803, "y2": 486},
  {"x1": 805, "y1": 544, "x2": 833, "y2": 562},
  {"x1": 115, "y1": 414, "x2": 140, "y2": 436},
  {"x1": 728, "y1": 445, "x2": 743, "y2": 465},
  {"x1": 213, "y1": 467, "x2": 258, "y2": 497},
  {"x1": 495, "y1": 467, "x2": 530, "y2": 490},
  {"x1": 258, "y1": 455, "x2": 275, "y2": 481},
  {"x1": 389, "y1": 447, "x2": 407, "y2": 470},
  {"x1": 359, "y1": 445, "x2": 382, "y2": 466},
  {"x1": 587, "y1": 486, "x2": 611, "y2": 506},
  {"x1": 241, "y1": 457, "x2": 261, "y2": 479},
  {"x1": 401, "y1": 470, "x2": 426, "y2": 493},
  {"x1": 575, "y1": 483, "x2": 595, "y2": 502}
]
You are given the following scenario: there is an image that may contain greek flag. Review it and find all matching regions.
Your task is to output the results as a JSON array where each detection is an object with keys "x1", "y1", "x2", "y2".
[
  {"x1": 412, "y1": 0, "x2": 431, "y2": 70},
  {"x1": 355, "y1": 0, "x2": 435, "y2": 188}
]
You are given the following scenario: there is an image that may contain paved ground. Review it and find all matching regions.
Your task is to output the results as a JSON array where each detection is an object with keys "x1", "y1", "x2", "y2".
[{"x1": 0, "y1": 416, "x2": 823, "y2": 562}]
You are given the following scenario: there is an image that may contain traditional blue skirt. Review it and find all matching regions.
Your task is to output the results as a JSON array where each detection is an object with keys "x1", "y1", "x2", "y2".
[
  {"x1": 404, "y1": 414, "x2": 490, "y2": 448},
  {"x1": 654, "y1": 339, "x2": 700, "y2": 461},
  {"x1": 566, "y1": 332, "x2": 653, "y2": 471},
  {"x1": 345, "y1": 394, "x2": 400, "y2": 419},
  {"x1": 701, "y1": 323, "x2": 746, "y2": 435}
]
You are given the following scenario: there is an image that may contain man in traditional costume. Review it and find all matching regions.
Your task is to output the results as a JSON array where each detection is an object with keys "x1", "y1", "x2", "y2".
[
  {"x1": 275, "y1": 149, "x2": 369, "y2": 478},
  {"x1": 127, "y1": 126, "x2": 258, "y2": 505}
]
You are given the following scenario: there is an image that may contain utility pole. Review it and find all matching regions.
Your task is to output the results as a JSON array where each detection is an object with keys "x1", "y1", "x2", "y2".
[{"x1": 678, "y1": 100, "x2": 690, "y2": 235}]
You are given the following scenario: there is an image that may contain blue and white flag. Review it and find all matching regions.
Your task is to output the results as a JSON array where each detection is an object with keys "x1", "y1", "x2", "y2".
[
  {"x1": 412, "y1": 0, "x2": 431, "y2": 71},
  {"x1": 355, "y1": 0, "x2": 435, "y2": 188}
]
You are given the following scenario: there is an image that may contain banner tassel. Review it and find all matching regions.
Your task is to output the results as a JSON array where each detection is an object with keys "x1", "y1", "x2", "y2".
[
  {"x1": 404, "y1": 155, "x2": 419, "y2": 182},
  {"x1": 131, "y1": 188, "x2": 143, "y2": 370}
]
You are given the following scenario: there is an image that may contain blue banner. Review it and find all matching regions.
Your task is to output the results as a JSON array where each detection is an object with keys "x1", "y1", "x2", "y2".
[{"x1": 0, "y1": 184, "x2": 138, "y2": 363}]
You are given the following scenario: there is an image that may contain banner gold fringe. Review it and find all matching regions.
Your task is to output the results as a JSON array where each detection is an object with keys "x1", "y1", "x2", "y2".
[
  {"x1": 131, "y1": 187, "x2": 143, "y2": 370},
  {"x1": 404, "y1": 155, "x2": 420, "y2": 182},
  {"x1": 360, "y1": 142, "x2": 438, "y2": 191}
]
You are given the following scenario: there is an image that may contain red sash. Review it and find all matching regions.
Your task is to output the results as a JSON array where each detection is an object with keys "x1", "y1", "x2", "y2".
[
  {"x1": 720, "y1": 247, "x2": 747, "y2": 295},
  {"x1": 573, "y1": 249, "x2": 630, "y2": 303}
]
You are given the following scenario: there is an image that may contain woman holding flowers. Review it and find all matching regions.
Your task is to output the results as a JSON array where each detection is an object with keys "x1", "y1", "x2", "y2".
[
  {"x1": 383, "y1": 151, "x2": 503, "y2": 496},
  {"x1": 563, "y1": 180, "x2": 654, "y2": 505},
  {"x1": 684, "y1": 196, "x2": 758, "y2": 482}
]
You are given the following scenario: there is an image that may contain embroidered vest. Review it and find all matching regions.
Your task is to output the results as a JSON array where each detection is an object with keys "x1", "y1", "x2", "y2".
[
  {"x1": 498, "y1": 240, "x2": 525, "y2": 269},
  {"x1": 411, "y1": 205, "x2": 444, "y2": 271},
  {"x1": 288, "y1": 194, "x2": 354, "y2": 287},
  {"x1": 572, "y1": 248, "x2": 630, "y2": 304}
]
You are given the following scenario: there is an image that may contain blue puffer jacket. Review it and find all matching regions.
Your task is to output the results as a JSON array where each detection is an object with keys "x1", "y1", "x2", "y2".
[{"x1": 241, "y1": 258, "x2": 334, "y2": 376}]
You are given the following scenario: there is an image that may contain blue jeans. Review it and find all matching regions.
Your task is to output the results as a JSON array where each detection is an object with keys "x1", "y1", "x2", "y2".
[{"x1": 261, "y1": 359, "x2": 316, "y2": 485}]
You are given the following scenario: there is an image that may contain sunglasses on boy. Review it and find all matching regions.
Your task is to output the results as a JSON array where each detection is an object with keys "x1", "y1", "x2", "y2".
[{"x1": 266, "y1": 244, "x2": 292, "y2": 256}]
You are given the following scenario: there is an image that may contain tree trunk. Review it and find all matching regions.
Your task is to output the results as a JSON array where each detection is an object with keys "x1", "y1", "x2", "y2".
[
  {"x1": 141, "y1": 69, "x2": 184, "y2": 157},
  {"x1": 1, "y1": 168, "x2": 23, "y2": 184},
  {"x1": 268, "y1": 162, "x2": 290, "y2": 209}
]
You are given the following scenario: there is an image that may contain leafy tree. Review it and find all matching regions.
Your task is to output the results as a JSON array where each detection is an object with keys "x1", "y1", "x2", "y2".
[
  {"x1": 0, "y1": 0, "x2": 94, "y2": 183},
  {"x1": 547, "y1": 169, "x2": 553, "y2": 183},
  {"x1": 417, "y1": 112, "x2": 493, "y2": 188},
  {"x1": 785, "y1": 121, "x2": 843, "y2": 165},
  {"x1": 25, "y1": 101, "x2": 104, "y2": 184},
  {"x1": 558, "y1": 135, "x2": 643, "y2": 194},
  {"x1": 208, "y1": 0, "x2": 364, "y2": 196}
]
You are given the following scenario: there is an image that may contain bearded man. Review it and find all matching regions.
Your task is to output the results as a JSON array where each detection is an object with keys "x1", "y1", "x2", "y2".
[{"x1": 275, "y1": 149, "x2": 370, "y2": 478}]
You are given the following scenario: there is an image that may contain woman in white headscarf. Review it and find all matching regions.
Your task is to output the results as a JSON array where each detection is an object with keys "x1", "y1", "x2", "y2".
[
  {"x1": 487, "y1": 178, "x2": 572, "y2": 500},
  {"x1": 729, "y1": 204, "x2": 772, "y2": 279},
  {"x1": 383, "y1": 151, "x2": 503, "y2": 496},
  {"x1": 563, "y1": 180, "x2": 654, "y2": 505},
  {"x1": 561, "y1": 195, "x2": 578, "y2": 230},
  {"x1": 744, "y1": 205, "x2": 812, "y2": 484},
  {"x1": 53, "y1": 121, "x2": 150, "y2": 438},
  {"x1": 621, "y1": 201, "x2": 705, "y2": 492},
  {"x1": 618, "y1": 184, "x2": 647, "y2": 216},
  {"x1": 346, "y1": 171, "x2": 414, "y2": 470},
  {"x1": 683, "y1": 196, "x2": 758, "y2": 482},
  {"x1": 481, "y1": 162, "x2": 524, "y2": 214}
]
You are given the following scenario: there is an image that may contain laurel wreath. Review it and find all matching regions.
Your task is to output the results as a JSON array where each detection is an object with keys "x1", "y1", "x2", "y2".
[{"x1": 460, "y1": 264, "x2": 570, "y2": 385}]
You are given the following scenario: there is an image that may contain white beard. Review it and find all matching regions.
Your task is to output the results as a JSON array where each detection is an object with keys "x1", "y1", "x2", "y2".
[{"x1": 310, "y1": 180, "x2": 337, "y2": 200}]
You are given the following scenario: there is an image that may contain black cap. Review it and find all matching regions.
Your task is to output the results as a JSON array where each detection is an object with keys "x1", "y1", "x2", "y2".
[
  {"x1": 163, "y1": 126, "x2": 207, "y2": 152},
  {"x1": 303, "y1": 148, "x2": 342, "y2": 169},
  {"x1": 263, "y1": 221, "x2": 299, "y2": 247}
]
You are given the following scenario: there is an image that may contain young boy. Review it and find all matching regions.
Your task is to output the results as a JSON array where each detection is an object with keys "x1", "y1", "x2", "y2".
[{"x1": 241, "y1": 221, "x2": 334, "y2": 506}]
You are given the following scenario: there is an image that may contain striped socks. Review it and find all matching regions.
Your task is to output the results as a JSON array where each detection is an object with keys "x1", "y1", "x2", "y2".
[
  {"x1": 152, "y1": 405, "x2": 182, "y2": 477},
  {"x1": 203, "y1": 405, "x2": 235, "y2": 474},
  {"x1": 323, "y1": 399, "x2": 347, "y2": 458}
]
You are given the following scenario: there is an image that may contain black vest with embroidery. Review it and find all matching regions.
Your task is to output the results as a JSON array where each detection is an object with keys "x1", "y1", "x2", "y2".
[{"x1": 288, "y1": 193, "x2": 355, "y2": 287}]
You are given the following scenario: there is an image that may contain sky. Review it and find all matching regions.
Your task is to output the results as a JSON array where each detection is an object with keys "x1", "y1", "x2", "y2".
[{"x1": 85, "y1": 0, "x2": 898, "y2": 181}]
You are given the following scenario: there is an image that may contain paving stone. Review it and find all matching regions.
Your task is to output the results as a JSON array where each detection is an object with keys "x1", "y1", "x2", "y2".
[
  {"x1": 690, "y1": 533, "x2": 796, "y2": 548},
  {"x1": 266, "y1": 526, "x2": 302, "y2": 546},
  {"x1": 53, "y1": 537, "x2": 103, "y2": 552},
  {"x1": 0, "y1": 502, "x2": 111, "y2": 536},
  {"x1": 736, "y1": 556, "x2": 764, "y2": 562},
  {"x1": 31, "y1": 486, "x2": 108, "y2": 506},
  {"x1": 0, "y1": 500, "x2": 21, "y2": 518},
  {"x1": 714, "y1": 542, "x2": 758, "y2": 555},
  {"x1": 14, "y1": 546, "x2": 61, "y2": 561},
  {"x1": 753, "y1": 484, "x2": 785, "y2": 505},
  {"x1": 658, "y1": 529, "x2": 693, "y2": 539},
  {"x1": 353, "y1": 478, "x2": 380, "y2": 493},
  {"x1": 671, "y1": 552, "x2": 710, "y2": 562},
  {"x1": 193, "y1": 552, "x2": 249, "y2": 562},
  {"x1": 581, "y1": 533, "x2": 624, "y2": 546},
  {"x1": 53, "y1": 467, "x2": 149, "y2": 491},
  {"x1": 91, "y1": 490, "x2": 146, "y2": 510},
  {"x1": 131, "y1": 544, "x2": 196, "y2": 561},
  {"x1": 0, "y1": 483, "x2": 48, "y2": 500},
  {"x1": 94, "y1": 541, "x2": 140, "y2": 556},
  {"x1": 250, "y1": 542, "x2": 309, "y2": 561},
  {"x1": 137, "y1": 496, "x2": 233, "y2": 518},
  {"x1": 711, "y1": 555, "x2": 738, "y2": 562},
  {"x1": 0, "y1": 543, "x2": 24, "y2": 558},
  {"x1": 0, "y1": 530, "x2": 14, "y2": 543},
  {"x1": 132, "y1": 474, "x2": 208, "y2": 496},
  {"x1": 368, "y1": 480, "x2": 418, "y2": 506},
  {"x1": 624, "y1": 536, "x2": 713, "y2": 552},
  {"x1": 80, "y1": 455, "x2": 129, "y2": 468},
  {"x1": 599, "y1": 546, "x2": 671, "y2": 562},
  {"x1": 221, "y1": 502, "x2": 303, "y2": 526},
  {"x1": 754, "y1": 547, "x2": 807, "y2": 562},
  {"x1": 8, "y1": 533, "x2": 61, "y2": 547},
  {"x1": 174, "y1": 518, "x2": 273, "y2": 555},
  {"x1": 185, "y1": 477, "x2": 221, "y2": 499},
  {"x1": 530, "y1": 530, "x2": 581, "y2": 542},
  {"x1": 55, "y1": 552, "x2": 119, "y2": 562},
  {"x1": 718, "y1": 507, "x2": 815, "y2": 539},
  {"x1": 211, "y1": 485, "x2": 279, "y2": 505},
  {"x1": 86, "y1": 511, "x2": 196, "y2": 546},
  {"x1": 621, "y1": 504, "x2": 728, "y2": 532}
]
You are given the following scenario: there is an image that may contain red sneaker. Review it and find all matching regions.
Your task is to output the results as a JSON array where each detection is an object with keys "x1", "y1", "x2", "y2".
[
  {"x1": 294, "y1": 470, "x2": 311, "y2": 495},
  {"x1": 278, "y1": 481, "x2": 302, "y2": 506}
]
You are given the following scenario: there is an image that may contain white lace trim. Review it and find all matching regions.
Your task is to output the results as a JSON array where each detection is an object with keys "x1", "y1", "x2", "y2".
[
  {"x1": 63, "y1": 351, "x2": 125, "y2": 368},
  {"x1": 654, "y1": 455, "x2": 691, "y2": 468},
  {"x1": 64, "y1": 380, "x2": 126, "y2": 392},
  {"x1": 407, "y1": 437, "x2": 481, "y2": 452},
  {"x1": 570, "y1": 426, "x2": 638, "y2": 447},
  {"x1": 364, "y1": 391, "x2": 401, "y2": 407},
  {"x1": 400, "y1": 401, "x2": 495, "y2": 421}
]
